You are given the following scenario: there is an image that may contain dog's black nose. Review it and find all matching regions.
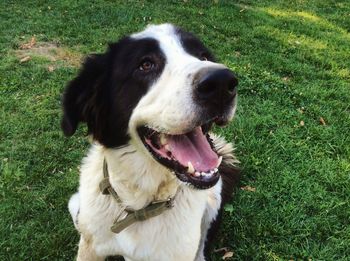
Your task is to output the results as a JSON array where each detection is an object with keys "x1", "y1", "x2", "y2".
[{"x1": 195, "y1": 68, "x2": 238, "y2": 110}]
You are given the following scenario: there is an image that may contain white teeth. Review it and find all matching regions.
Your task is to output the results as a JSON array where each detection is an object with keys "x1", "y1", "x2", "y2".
[
  {"x1": 164, "y1": 144, "x2": 170, "y2": 151},
  {"x1": 160, "y1": 134, "x2": 167, "y2": 145},
  {"x1": 216, "y1": 156, "x2": 223, "y2": 168},
  {"x1": 190, "y1": 167, "x2": 218, "y2": 178},
  {"x1": 202, "y1": 172, "x2": 211, "y2": 177},
  {"x1": 187, "y1": 162, "x2": 195, "y2": 174},
  {"x1": 200, "y1": 171, "x2": 213, "y2": 177}
]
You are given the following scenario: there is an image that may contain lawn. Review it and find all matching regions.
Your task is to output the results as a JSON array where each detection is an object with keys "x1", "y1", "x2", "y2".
[{"x1": 1, "y1": 0, "x2": 349, "y2": 260}]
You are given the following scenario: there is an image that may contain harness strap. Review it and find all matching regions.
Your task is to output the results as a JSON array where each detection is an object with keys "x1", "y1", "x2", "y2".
[
  {"x1": 111, "y1": 198, "x2": 174, "y2": 234},
  {"x1": 98, "y1": 160, "x2": 123, "y2": 204},
  {"x1": 99, "y1": 158, "x2": 175, "y2": 234}
]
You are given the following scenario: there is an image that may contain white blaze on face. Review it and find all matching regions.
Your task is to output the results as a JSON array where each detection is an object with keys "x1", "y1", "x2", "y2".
[{"x1": 129, "y1": 24, "x2": 227, "y2": 139}]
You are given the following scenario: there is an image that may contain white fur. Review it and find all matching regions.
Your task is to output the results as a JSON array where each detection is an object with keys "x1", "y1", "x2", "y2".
[
  {"x1": 73, "y1": 137, "x2": 236, "y2": 261},
  {"x1": 69, "y1": 24, "x2": 238, "y2": 261},
  {"x1": 74, "y1": 143, "x2": 209, "y2": 260},
  {"x1": 68, "y1": 192, "x2": 80, "y2": 230}
]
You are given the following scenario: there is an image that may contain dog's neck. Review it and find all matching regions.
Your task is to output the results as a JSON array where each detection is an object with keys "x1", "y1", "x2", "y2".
[{"x1": 101, "y1": 143, "x2": 180, "y2": 210}]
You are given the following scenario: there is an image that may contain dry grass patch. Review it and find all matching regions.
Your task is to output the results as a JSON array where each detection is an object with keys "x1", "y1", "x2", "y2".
[{"x1": 15, "y1": 37, "x2": 82, "y2": 68}]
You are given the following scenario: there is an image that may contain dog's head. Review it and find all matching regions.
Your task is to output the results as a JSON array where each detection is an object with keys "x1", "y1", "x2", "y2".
[{"x1": 62, "y1": 24, "x2": 238, "y2": 189}]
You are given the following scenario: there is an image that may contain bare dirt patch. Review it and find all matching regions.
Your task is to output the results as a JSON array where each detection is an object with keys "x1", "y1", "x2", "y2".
[{"x1": 15, "y1": 37, "x2": 82, "y2": 68}]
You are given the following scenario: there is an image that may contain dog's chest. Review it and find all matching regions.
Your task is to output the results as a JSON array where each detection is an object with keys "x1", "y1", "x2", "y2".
[{"x1": 90, "y1": 188, "x2": 208, "y2": 260}]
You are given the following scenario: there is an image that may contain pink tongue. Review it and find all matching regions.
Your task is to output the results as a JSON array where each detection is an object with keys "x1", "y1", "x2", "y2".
[{"x1": 167, "y1": 127, "x2": 218, "y2": 172}]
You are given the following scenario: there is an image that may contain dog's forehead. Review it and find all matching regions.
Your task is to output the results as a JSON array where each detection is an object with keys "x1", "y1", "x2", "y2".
[
  {"x1": 131, "y1": 24, "x2": 175, "y2": 39},
  {"x1": 131, "y1": 24, "x2": 186, "y2": 57}
]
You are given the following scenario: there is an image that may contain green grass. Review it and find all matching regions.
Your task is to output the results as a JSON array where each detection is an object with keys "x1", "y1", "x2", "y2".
[{"x1": 1, "y1": 0, "x2": 349, "y2": 260}]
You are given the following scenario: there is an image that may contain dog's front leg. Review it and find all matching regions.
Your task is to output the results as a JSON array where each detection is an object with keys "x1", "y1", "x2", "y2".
[{"x1": 77, "y1": 236, "x2": 105, "y2": 261}]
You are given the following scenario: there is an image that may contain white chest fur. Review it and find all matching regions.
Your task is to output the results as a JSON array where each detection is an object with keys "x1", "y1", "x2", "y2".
[{"x1": 71, "y1": 144, "x2": 219, "y2": 261}]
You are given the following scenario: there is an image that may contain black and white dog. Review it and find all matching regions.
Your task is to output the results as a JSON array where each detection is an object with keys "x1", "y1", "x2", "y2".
[{"x1": 62, "y1": 24, "x2": 239, "y2": 261}]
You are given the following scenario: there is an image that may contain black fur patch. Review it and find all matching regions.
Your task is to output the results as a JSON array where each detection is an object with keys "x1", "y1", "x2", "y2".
[
  {"x1": 61, "y1": 37, "x2": 166, "y2": 147},
  {"x1": 175, "y1": 27, "x2": 216, "y2": 62}
]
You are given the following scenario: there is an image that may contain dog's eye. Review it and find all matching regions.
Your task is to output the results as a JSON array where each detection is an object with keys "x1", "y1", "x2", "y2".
[{"x1": 139, "y1": 60, "x2": 154, "y2": 71}]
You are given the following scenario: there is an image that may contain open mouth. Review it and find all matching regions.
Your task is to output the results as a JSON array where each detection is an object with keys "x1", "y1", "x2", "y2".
[{"x1": 137, "y1": 121, "x2": 223, "y2": 189}]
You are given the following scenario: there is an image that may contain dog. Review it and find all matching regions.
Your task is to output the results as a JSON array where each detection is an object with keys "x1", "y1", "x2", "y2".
[{"x1": 62, "y1": 24, "x2": 240, "y2": 261}]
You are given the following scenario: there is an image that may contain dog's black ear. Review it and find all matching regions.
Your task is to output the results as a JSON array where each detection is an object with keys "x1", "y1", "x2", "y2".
[{"x1": 61, "y1": 54, "x2": 107, "y2": 136}]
